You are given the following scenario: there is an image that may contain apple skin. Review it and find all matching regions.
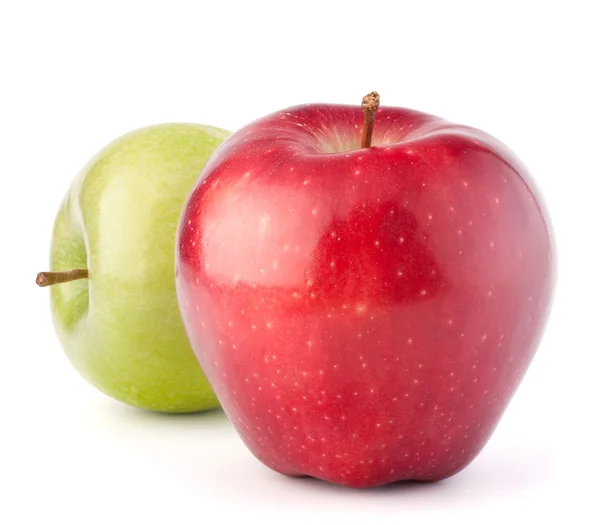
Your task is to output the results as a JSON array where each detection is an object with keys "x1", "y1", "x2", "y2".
[
  {"x1": 176, "y1": 104, "x2": 555, "y2": 486},
  {"x1": 50, "y1": 123, "x2": 230, "y2": 413}
]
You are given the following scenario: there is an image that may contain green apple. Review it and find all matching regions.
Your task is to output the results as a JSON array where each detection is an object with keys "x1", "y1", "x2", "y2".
[{"x1": 38, "y1": 123, "x2": 230, "y2": 413}]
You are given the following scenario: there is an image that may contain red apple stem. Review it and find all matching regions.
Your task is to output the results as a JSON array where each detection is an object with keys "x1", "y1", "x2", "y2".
[
  {"x1": 36, "y1": 269, "x2": 89, "y2": 287},
  {"x1": 361, "y1": 91, "x2": 380, "y2": 148}
]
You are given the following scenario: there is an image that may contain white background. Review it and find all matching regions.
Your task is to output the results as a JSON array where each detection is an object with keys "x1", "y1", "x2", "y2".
[{"x1": 2, "y1": 1, "x2": 599, "y2": 523}]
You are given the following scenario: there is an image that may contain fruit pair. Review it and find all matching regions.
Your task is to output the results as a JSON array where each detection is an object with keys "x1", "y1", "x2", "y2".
[{"x1": 39, "y1": 94, "x2": 555, "y2": 488}]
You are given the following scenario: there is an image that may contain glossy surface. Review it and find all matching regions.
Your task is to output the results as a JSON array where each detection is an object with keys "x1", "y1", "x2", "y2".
[
  {"x1": 51, "y1": 123, "x2": 230, "y2": 412},
  {"x1": 176, "y1": 105, "x2": 555, "y2": 486}
]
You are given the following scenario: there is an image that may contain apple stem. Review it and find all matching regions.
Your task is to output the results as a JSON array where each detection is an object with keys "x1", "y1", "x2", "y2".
[
  {"x1": 36, "y1": 269, "x2": 89, "y2": 287},
  {"x1": 361, "y1": 91, "x2": 380, "y2": 148}
]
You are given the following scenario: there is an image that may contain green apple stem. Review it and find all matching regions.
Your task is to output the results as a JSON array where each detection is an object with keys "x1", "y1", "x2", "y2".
[
  {"x1": 36, "y1": 269, "x2": 89, "y2": 287},
  {"x1": 361, "y1": 91, "x2": 380, "y2": 148}
]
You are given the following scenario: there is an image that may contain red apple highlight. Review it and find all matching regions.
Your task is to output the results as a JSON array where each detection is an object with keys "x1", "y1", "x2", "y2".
[{"x1": 176, "y1": 93, "x2": 555, "y2": 488}]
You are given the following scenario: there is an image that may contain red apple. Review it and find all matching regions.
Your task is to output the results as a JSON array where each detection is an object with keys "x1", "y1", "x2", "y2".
[{"x1": 176, "y1": 93, "x2": 555, "y2": 488}]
